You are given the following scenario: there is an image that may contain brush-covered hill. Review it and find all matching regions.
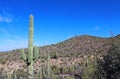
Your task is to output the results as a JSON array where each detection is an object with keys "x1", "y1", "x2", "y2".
[{"x1": 0, "y1": 34, "x2": 120, "y2": 79}]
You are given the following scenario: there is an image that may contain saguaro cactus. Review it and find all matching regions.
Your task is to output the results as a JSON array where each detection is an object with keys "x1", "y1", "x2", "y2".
[
  {"x1": 47, "y1": 51, "x2": 50, "y2": 79},
  {"x1": 21, "y1": 14, "x2": 39, "y2": 79}
]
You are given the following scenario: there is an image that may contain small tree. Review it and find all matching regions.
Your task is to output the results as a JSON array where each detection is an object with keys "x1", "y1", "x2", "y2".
[{"x1": 96, "y1": 35, "x2": 120, "y2": 79}]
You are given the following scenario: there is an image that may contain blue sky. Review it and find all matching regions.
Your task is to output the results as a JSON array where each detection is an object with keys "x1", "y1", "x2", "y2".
[{"x1": 0, "y1": 0, "x2": 120, "y2": 52}]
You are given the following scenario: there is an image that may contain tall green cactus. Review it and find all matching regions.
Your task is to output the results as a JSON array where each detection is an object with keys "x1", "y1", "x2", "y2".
[
  {"x1": 47, "y1": 51, "x2": 50, "y2": 79},
  {"x1": 94, "y1": 53, "x2": 97, "y2": 66},
  {"x1": 21, "y1": 14, "x2": 39, "y2": 79}
]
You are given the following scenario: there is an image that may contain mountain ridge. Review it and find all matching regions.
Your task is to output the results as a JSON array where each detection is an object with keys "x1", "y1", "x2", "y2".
[
  {"x1": 0, "y1": 34, "x2": 120, "y2": 53},
  {"x1": 0, "y1": 34, "x2": 120, "y2": 78}
]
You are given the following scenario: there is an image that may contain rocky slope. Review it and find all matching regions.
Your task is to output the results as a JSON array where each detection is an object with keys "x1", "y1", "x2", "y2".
[{"x1": 0, "y1": 34, "x2": 120, "y2": 78}]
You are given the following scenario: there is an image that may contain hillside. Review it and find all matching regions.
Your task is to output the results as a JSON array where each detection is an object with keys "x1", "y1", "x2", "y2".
[{"x1": 0, "y1": 34, "x2": 120, "y2": 79}]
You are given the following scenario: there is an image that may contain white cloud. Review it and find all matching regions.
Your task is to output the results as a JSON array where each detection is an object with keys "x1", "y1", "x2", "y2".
[
  {"x1": 0, "y1": 9, "x2": 13, "y2": 23},
  {"x1": 93, "y1": 26, "x2": 100, "y2": 30},
  {"x1": 0, "y1": 15, "x2": 13, "y2": 23},
  {"x1": 4, "y1": 17, "x2": 13, "y2": 22}
]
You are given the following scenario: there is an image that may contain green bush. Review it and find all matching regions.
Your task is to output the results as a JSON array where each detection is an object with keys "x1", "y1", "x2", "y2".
[
  {"x1": 59, "y1": 67, "x2": 69, "y2": 74},
  {"x1": 0, "y1": 57, "x2": 7, "y2": 64},
  {"x1": 69, "y1": 65, "x2": 75, "y2": 73},
  {"x1": 50, "y1": 52, "x2": 58, "y2": 59},
  {"x1": 66, "y1": 76, "x2": 75, "y2": 79},
  {"x1": 52, "y1": 66, "x2": 60, "y2": 74}
]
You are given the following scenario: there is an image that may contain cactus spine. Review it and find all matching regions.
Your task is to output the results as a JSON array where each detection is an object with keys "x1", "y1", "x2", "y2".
[{"x1": 21, "y1": 14, "x2": 39, "y2": 79}]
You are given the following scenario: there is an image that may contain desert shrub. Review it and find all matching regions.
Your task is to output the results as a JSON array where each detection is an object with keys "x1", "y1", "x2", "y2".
[
  {"x1": 0, "y1": 57, "x2": 7, "y2": 64},
  {"x1": 101, "y1": 47, "x2": 120, "y2": 78},
  {"x1": 0, "y1": 69, "x2": 5, "y2": 79},
  {"x1": 66, "y1": 76, "x2": 75, "y2": 79},
  {"x1": 51, "y1": 73, "x2": 58, "y2": 79},
  {"x1": 52, "y1": 65, "x2": 60, "y2": 74},
  {"x1": 68, "y1": 65, "x2": 75, "y2": 73},
  {"x1": 95, "y1": 36, "x2": 120, "y2": 79},
  {"x1": 7, "y1": 70, "x2": 28, "y2": 79},
  {"x1": 60, "y1": 67, "x2": 70, "y2": 74},
  {"x1": 82, "y1": 62, "x2": 96, "y2": 79},
  {"x1": 50, "y1": 52, "x2": 58, "y2": 59}
]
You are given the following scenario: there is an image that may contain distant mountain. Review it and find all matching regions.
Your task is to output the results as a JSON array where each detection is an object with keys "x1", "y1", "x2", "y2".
[
  {"x1": 1, "y1": 34, "x2": 120, "y2": 60},
  {"x1": 0, "y1": 34, "x2": 120, "y2": 78}
]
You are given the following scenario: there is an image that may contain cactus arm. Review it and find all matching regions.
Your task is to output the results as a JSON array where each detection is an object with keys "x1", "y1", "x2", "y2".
[
  {"x1": 21, "y1": 48, "x2": 27, "y2": 61},
  {"x1": 33, "y1": 46, "x2": 39, "y2": 61}
]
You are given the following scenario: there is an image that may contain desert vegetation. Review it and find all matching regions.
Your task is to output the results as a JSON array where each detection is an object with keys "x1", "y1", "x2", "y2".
[{"x1": 0, "y1": 15, "x2": 120, "y2": 79}]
